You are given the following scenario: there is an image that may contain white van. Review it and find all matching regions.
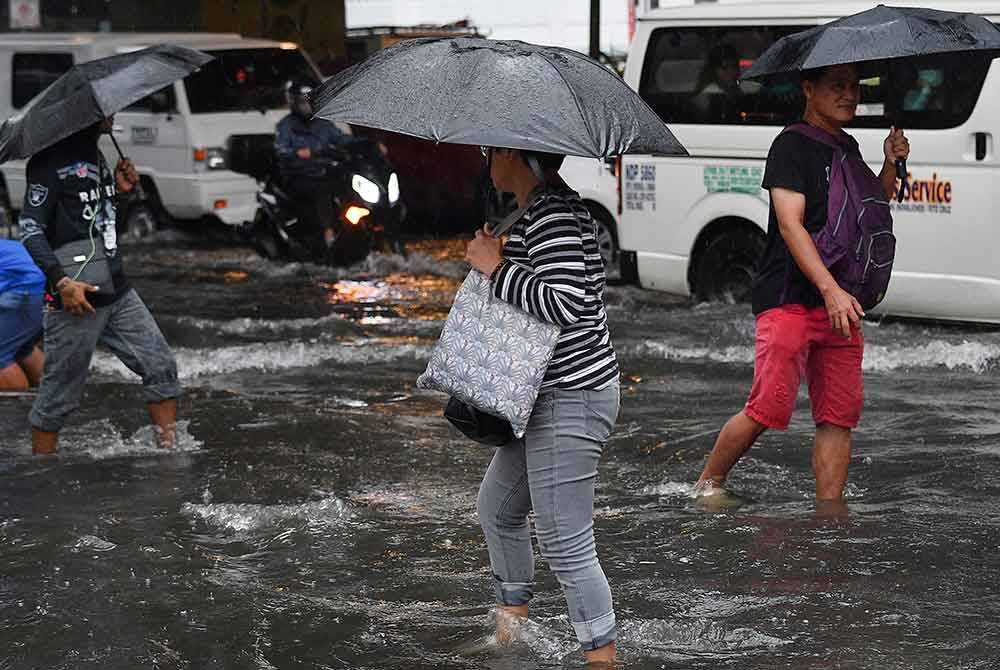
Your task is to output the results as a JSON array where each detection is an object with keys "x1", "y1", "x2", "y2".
[
  {"x1": 560, "y1": 155, "x2": 621, "y2": 274},
  {"x1": 0, "y1": 32, "x2": 322, "y2": 235},
  {"x1": 613, "y1": 0, "x2": 1000, "y2": 324}
]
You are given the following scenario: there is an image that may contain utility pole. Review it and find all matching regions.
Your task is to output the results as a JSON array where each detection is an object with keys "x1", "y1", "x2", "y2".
[{"x1": 589, "y1": 0, "x2": 600, "y2": 60}]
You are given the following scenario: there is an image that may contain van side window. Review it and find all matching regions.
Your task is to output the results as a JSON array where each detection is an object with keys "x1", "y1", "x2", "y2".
[
  {"x1": 639, "y1": 27, "x2": 811, "y2": 127},
  {"x1": 125, "y1": 85, "x2": 178, "y2": 114},
  {"x1": 640, "y1": 27, "x2": 990, "y2": 130},
  {"x1": 12, "y1": 52, "x2": 73, "y2": 109}
]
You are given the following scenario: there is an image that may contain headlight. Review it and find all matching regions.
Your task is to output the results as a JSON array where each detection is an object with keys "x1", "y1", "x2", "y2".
[
  {"x1": 344, "y1": 205, "x2": 370, "y2": 225},
  {"x1": 388, "y1": 172, "x2": 400, "y2": 204},
  {"x1": 194, "y1": 147, "x2": 227, "y2": 171},
  {"x1": 352, "y1": 174, "x2": 380, "y2": 204}
]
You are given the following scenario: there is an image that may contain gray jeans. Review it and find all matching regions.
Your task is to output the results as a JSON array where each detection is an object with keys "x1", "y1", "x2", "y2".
[
  {"x1": 30, "y1": 289, "x2": 181, "y2": 432},
  {"x1": 477, "y1": 383, "x2": 620, "y2": 650}
]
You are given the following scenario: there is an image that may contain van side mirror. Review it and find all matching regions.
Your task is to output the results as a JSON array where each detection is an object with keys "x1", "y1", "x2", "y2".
[{"x1": 150, "y1": 91, "x2": 172, "y2": 115}]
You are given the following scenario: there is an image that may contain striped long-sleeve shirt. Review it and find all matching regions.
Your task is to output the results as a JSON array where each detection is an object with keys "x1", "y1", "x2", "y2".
[{"x1": 492, "y1": 189, "x2": 619, "y2": 390}]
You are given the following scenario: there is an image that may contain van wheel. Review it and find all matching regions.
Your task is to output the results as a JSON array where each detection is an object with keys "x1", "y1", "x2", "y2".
[
  {"x1": 119, "y1": 203, "x2": 158, "y2": 240},
  {"x1": 589, "y1": 206, "x2": 620, "y2": 278},
  {"x1": 693, "y1": 227, "x2": 764, "y2": 303}
]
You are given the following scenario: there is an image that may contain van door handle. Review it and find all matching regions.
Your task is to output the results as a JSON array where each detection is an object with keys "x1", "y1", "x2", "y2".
[
  {"x1": 975, "y1": 132, "x2": 990, "y2": 161},
  {"x1": 112, "y1": 124, "x2": 124, "y2": 134}
]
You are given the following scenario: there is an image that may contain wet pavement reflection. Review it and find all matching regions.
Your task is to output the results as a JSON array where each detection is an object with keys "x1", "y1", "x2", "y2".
[{"x1": 1, "y1": 235, "x2": 998, "y2": 669}]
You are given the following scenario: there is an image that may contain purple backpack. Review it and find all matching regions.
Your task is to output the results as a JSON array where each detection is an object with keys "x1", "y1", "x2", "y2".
[{"x1": 782, "y1": 123, "x2": 895, "y2": 310}]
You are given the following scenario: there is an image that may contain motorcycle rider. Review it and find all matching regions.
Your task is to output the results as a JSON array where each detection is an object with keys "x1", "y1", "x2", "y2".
[{"x1": 274, "y1": 80, "x2": 354, "y2": 257}]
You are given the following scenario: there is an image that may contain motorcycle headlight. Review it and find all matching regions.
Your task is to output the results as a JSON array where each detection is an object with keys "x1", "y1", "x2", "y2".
[
  {"x1": 388, "y1": 172, "x2": 400, "y2": 204},
  {"x1": 352, "y1": 174, "x2": 381, "y2": 204}
]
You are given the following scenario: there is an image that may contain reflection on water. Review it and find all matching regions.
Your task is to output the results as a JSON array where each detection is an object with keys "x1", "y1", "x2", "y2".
[{"x1": 1, "y1": 238, "x2": 998, "y2": 669}]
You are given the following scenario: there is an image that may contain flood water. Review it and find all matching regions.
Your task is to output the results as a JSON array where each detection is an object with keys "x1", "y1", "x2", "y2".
[{"x1": 2, "y1": 235, "x2": 999, "y2": 669}]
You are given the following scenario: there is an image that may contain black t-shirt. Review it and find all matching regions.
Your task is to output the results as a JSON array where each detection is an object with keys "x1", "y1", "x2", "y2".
[
  {"x1": 18, "y1": 132, "x2": 129, "y2": 307},
  {"x1": 751, "y1": 131, "x2": 834, "y2": 315}
]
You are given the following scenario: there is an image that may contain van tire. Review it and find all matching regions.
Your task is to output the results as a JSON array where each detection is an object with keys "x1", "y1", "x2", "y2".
[
  {"x1": 693, "y1": 226, "x2": 764, "y2": 303},
  {"x1": 119, "y1": 202, "x2": 158, "y2": 240}
]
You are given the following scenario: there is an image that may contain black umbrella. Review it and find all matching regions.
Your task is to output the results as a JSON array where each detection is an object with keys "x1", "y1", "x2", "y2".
[
  {"x1": 742, "y1": 4, "x2": 1000, "y2": 79},
  {"x1": 741, "y1": 4, "x2": 1000, "y2": 200},
  {"x1": 313, "y1": 37, "x2": 686, "y2": 158},
  {"x1": 0, "y1": 44, "x2": 213, "y2": 164}
]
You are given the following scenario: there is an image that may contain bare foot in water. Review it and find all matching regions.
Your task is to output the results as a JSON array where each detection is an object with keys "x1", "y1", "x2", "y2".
[
  {"x1": 691, "y1": 479, "x2": 748, "y2": 510},
  {"x1": 492, "y1": 605, "x2": 527, "y2": 646}
]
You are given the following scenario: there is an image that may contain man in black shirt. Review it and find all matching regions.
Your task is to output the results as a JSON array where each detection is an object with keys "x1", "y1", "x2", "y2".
[
  {"x1": 20, "y1": 118, "x2": 181, "y2": 455},
  {"x1": 694, "y1": 64, "x2": 909, "y2": 505}
]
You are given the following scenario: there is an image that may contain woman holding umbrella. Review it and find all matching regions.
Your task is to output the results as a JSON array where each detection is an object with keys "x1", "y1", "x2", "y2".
[
  {"x1": 465, "y1": 146, "x2": 621, "y2": 663},
  {"x1": 313, "y1": 38, "x2": 687, "y2": 664}
]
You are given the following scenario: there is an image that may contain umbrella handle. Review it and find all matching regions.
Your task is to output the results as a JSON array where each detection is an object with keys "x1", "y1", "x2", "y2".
[
  {"x1": 895, "y1": 158, "x2": 907, "y2": 203},
  {"x1": 106, "y1": 129, "x2": 146, "y2": 200},
  {"x1": 108, "y1": 130, "x2": 126, "y2": 161}
]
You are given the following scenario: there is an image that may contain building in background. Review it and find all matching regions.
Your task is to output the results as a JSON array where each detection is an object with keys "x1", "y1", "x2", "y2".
[
  {"x1": 0, "y1": 0, "x2": 346, "y2": 65},
  {"x1": 345, "y1": 19, "x2": 480, "y2": 73},
  {"x1": 346, "y1": 0, "x2": 632, "y2": 58}
]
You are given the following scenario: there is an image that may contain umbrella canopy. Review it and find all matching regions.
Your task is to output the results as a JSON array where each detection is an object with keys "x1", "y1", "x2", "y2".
[
  {"x1": 0, "y1": 44, "x2": 213, "y2": 163},
  {"x1": 313, "y1": 37, "x2": 686, "y2": 159},
  {"x1": 743, "y1": 4, "x2": 1000, "y2": 80}
]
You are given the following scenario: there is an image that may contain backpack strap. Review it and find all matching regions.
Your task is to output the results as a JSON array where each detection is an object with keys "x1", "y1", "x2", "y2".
[{"x1": 782, "y1": 122, "x2": 859, "y2": 155}]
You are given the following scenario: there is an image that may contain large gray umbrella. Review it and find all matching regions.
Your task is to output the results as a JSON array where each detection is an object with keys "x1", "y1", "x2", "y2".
[
  {"x1": 313, "y1": 37, "x2": 686, "y2": 158},
  {"x1": 0, "y1": 44, "x2": 213, "y2": 163},
  {"x1": 742, "y1": 4, "x2": 1000, "y2": 80}
]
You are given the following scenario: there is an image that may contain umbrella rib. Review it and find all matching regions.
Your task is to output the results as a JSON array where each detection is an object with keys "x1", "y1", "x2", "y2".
[{"x1": 542, "y1": 56, "x2": 598, "y2": 156}]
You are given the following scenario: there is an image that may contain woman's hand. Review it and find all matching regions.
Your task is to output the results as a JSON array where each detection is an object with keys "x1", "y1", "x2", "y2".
[{"x1": 465, "y1": 227, "x2": 504, "y2": 276}]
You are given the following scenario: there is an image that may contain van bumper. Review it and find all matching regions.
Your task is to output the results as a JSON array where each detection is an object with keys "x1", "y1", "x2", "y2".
[{"x1": 156, "y1": 171, "x2": 258, "y2": 226}]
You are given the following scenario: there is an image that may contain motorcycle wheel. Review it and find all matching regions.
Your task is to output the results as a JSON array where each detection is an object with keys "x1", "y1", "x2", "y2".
[{"x1": 247, "y1": 213, "x2": 281, "y2": 260}]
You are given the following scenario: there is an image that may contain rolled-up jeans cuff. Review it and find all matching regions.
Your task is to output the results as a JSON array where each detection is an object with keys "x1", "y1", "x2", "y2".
[
  {"x1": 493, "y1": 575, "x2": 533, "y2": 606},
  {"x1": 29, "y1": 409, "x2": 64, "y2": 433},
  {"x1": 572, "y1": 609, "x2": 617, "y2": 651},
  {"x1": 144, "y1": 381, "x2": 182, "y2": 404}
]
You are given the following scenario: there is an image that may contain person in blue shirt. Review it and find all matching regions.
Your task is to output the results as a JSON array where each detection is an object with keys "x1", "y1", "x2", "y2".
[
  {"x1": 0, "y1": 239, "x2": 44, "y2": 390},
  {"x1": 274, "y1": 80, "x2": 355, "y2": 255}
]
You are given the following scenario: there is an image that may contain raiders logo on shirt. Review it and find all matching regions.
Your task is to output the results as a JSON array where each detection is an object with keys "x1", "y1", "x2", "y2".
[{"x1": 27, "y1": 183, "x2": 48, "y2": 207}]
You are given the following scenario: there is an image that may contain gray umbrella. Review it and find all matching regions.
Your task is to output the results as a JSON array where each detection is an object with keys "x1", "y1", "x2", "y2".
[
  {"x1": 0, "y1": 44, "x2": 213, "y2": 163},
  {"x1": 313, "y1": 37, "x2": 686, "y2": 158},
  {"x1": 742, "y1": 4, "x2": 1000, "y2": 80}
]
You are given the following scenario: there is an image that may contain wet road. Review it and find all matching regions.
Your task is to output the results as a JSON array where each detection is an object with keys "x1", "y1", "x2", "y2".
[{"x1": 1, "y1": 235, "x2": 999, "y2": 669}]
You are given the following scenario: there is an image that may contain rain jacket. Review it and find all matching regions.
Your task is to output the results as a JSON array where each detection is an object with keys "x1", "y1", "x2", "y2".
[{"x1": 274, "y1": 114, "x2": 353, "y2": 180}]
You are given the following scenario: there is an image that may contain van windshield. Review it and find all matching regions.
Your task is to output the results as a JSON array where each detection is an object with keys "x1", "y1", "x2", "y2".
[{"x1": 184, "y1": 48, "x2": 319, "y2": 114}]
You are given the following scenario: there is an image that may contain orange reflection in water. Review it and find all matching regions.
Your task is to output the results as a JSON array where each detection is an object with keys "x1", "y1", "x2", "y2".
[{"x1": 320, "y1": 274, "x2": 460, "y2": 322}]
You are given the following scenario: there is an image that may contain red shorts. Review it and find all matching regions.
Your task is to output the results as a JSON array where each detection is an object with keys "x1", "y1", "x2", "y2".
[{"x1": 744, "y1": 304, "x2": 864, "y2": 430}]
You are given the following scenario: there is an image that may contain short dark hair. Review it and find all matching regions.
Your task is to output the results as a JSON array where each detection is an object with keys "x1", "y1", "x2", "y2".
[
  {"x1": 521, "y1": 150, "x2": 565, "y2": 171},
  {"x1": 800, "y1": 67, "x2": 829, "y2": 84}
]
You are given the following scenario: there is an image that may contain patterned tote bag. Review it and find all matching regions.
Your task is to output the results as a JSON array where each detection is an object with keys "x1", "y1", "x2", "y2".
[{"x1": 417, "y1": 201, "x2": 560, "y2": 439}]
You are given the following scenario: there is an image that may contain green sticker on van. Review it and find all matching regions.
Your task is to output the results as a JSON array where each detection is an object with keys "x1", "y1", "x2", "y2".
[{"x1": 704, "y1": 166, "x2": 764, "y2": 194}]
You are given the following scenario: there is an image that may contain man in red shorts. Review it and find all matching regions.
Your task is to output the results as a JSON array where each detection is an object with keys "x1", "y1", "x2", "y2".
[{"x1": 695, "y1": 63, "x2": 910, "y2": 502}]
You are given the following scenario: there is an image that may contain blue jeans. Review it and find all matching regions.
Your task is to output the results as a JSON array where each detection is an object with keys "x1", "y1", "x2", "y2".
[
  {"x1": 30, "y1": 289, "x2": 181, "y2": 432},
  {"x1": 0, "y1": 291, "x2": 42, "y2": 367},
  {"x1": 477, "y1": 384, "x2": 620, "y2": 650}
]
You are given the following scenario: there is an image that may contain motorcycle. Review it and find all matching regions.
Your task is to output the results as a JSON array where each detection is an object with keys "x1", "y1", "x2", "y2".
[{"x1": 231, "y1": 135, "x2": 405, "y2": 265}]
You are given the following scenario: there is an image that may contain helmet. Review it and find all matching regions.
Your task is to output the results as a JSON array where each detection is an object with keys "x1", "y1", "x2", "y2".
[{"x1": 285, "y1": 79, "x2": 315, "y2": 119}]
